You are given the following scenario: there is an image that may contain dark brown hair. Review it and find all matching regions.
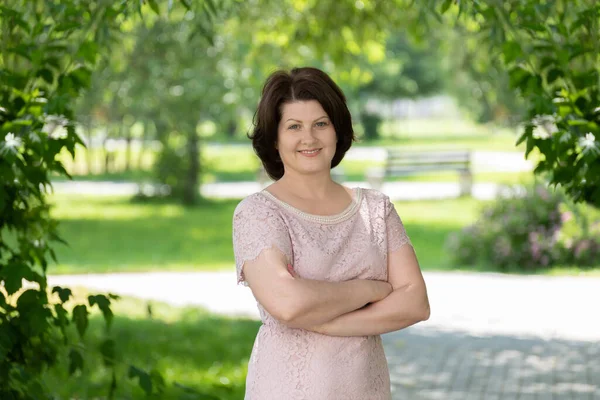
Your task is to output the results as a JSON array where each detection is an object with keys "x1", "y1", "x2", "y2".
[{"x1": 249, "y1": 67, "x2": 356, "y2": 180}]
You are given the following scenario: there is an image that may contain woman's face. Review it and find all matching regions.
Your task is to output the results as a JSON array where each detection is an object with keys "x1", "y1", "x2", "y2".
[{"x1": 276, "y1": 100, "x2": 337, "y2": 177}]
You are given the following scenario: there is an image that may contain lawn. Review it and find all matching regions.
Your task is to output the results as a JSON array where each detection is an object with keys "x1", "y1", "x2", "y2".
[
  {"x1": 48, "y1": 195, "x2": 239, "y2": 274},
  {"x1": 48, "y1": 193, "x2": 600, "y2": 276},
  {"x1": 48, "y1": 193, "x2": 487, "y2": 274},
  {"x1": 43, "y1": 288, "x2": 257, "y2": 399}
]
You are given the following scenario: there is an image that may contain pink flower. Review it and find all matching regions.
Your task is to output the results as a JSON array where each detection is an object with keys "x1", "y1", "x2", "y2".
[{"x1": 560, "y1": 211, "x2": 573, "y2": 223}]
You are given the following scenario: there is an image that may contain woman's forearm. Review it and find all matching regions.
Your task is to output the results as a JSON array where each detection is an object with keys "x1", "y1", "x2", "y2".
[
  {"x1": 310, "y1": 282, "x2": 430, "y2": 336},
  {"x1": 281, "y1": 278, "x2": 391, "y2": 329}
]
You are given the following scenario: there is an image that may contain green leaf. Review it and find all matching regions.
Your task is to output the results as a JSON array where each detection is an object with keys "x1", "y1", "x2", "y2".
[
  {"x1": 2, "y1": 262, "x2": 25, "y2": 295},
  {"x1": 89, "y1": 294, "x2": 114, "y2": 330},
  {"x1": 516, "y1": 124, "x2": 534, "y2": 146},
  {"x1": 38, "y1": 68, "x2": 54, "y2": 84},
  {"x1": 147, "y1": 0, "x2": 160, "y2": 15},
  {"x1": 129, "y1": 366, "x2": 153, "y2": 394},
  {"x1": 502, "y1": 41, "x2": 522, "y2": 64},
  {"x1": 440, "y1": 0, "x2": 453, "y2": 14},
  {"x1": 52, "y1": 286, "x2": 72, "y2": 303},
  {"x1": 150, "y1": 369, "x2": 166, "y2": 393},
  {"x1": 533, "y1": 160, "x2": 549, "y2": 174},
  {"x1": 68, "y1": 349, "x2": 84, "y2": 375},
  {"x1": 205, "y1": 0, "x2": 218, "y2": 16},
  {"x1": 180, "y1": 0, "x2": 192, "y2": 11},
  {"x1": 76, "y1": 41, "x2": 99, "y2": 64},
  {"x1": 100, "y1": 339, "x2": 116, "y2": 367},
  {"x1": 546, "y1": 68, "x2": 563, "y2": 85},
  {"x1": 0, "y1": 290, "x2": 6, "y2": 310},
  {"x1": 525, "y1": 136, "x2": 536, "y2": 159},
  {"x1": 72, "y1": 304, "x2": 89, "y2": 338},
  {"x1": 0, "y1": 325, "x2": 15, "y2": 361},
  {"x1": 508, "y1": 67, "x2": 532, "y2": 90},
  {"x1": 54, "y1": 303, "x2": 69, "y2": 327}
]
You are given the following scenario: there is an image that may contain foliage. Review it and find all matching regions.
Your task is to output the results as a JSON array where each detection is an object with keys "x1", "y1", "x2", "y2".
[
  {"x1": 0, "y1": 0, "x2": 225, "y2": 397},
  {"x1": 41, "y1": 290, "x2": 259, "y2": 399},
  {"x1": 354, "y1": 32, "x2": 446, "y2": 140},
  {"x1": 446, "y1": 182, "x2": 600, "y2": 271},
  {"x1": 433, "y1": 0, "x2": 600, "y2": 205},
  {"x1": 73, "y1": 0, "x2": 441, "y2": 197}
]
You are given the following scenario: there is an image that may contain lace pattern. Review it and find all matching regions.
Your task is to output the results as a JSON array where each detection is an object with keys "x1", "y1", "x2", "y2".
[{"x1": 231, "y1": 188, "x2": 411, "y2": 399}]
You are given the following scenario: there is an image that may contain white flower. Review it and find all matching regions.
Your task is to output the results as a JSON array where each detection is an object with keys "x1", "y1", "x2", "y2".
[
  {"x1": 579, "y1": 132, "x2": 599, "y2": 155},
  {"x1": 3, "y1": 132, "x2": 22, "y2": 151},
  {"x1": 580, "y1": 132, "x2": 596, "y2": 146}
]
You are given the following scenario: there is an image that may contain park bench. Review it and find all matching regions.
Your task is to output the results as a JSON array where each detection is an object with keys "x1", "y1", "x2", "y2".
[{"x1": 366, "y1": 149, "x2": 473, "y2": 196}]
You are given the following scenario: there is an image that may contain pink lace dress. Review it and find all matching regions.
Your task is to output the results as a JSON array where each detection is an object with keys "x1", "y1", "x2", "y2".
[{"x1": 232, "y1": 187, "x2": 411, "y2": 400}]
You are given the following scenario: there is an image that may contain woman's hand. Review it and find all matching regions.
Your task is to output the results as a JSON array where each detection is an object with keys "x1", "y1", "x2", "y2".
[
  {"x1": 305, "y1": 279, "x2": 392, "y2": 335},
  {"x1": 370, "y1": 280, "x2": 393, "y2": 302}
]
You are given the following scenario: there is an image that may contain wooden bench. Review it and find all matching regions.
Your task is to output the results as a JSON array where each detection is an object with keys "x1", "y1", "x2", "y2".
[{"x1": 366, "y1": 149, "x2": 473, "y2": 196}]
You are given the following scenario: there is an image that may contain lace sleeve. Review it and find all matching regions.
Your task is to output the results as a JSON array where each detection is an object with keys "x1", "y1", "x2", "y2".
[
  {"x1": 232, "y1": 197, "x2": 293, "y2": 286},
  {"x1": 385, "y1": 196, "x2": 411, "y2": 253}
]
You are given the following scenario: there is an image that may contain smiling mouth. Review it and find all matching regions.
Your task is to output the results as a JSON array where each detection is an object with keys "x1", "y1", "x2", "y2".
[{"x1": 298, "y1": 149, "x2": 322, "y2": 154}]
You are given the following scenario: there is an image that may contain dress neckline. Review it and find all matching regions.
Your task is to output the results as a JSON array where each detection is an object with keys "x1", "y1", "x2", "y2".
[{"x1": 259, "y1": 187, "x2": 362, "y2": 224}]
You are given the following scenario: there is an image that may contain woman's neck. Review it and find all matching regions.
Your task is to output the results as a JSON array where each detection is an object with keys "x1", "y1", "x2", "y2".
[{"x1": 276, "y1": 172, "x2": 339, "y2": 200}]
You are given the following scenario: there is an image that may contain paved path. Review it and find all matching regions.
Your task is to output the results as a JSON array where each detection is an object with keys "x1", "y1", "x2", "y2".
[
  {"x1": 49, "y1": 271, "x2": 600, "y2": 399},
  {"x1": 51, "y1": 149, "x2": 532, "y2": 201},
  {"x1": 52, "y1": 180, "x2": 509, "y2": 201}
]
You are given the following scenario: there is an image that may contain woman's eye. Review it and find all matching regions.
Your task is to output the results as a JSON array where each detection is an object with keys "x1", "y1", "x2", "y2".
[
  {"x1": 315, "y1": 121, "x2": 329, "y2": 127},
  {"x1": 288, "y1": 124, "x2": 300, "y2": 130}
]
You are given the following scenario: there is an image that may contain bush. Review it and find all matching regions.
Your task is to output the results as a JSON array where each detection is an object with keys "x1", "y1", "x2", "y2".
[{"x1": 446, "y1": 182, "x2": 600, "y2": 271}]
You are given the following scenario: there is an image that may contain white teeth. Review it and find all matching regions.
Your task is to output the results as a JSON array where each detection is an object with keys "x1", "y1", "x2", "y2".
[{"x1": 300, "y1": 149, "x2": 320, "y2": 154}]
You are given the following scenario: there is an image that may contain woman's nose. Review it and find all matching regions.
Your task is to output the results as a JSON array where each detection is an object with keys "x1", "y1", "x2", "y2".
[{"x1": 300, "y1": 126, "x2": 317, "y2": 142}]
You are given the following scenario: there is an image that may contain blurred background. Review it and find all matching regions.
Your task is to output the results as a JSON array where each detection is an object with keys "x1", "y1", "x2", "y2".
[{"x1": 1, "y1": 0, "x2": 599, "y2": 399}]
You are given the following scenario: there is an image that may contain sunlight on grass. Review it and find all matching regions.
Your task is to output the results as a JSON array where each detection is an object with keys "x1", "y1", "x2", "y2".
[
  {"x1": 48, "y1": 194, "x2": 238, "y2": 274},
  {"x1": 48, "y1": 194, "x2": 484, "y2": 274},
  {"x1": 43, "y1": 288, "x2": 257, "y2": 399},
  {"x1": 47, "y1": 193, "x2": 597, "y2": 276}
]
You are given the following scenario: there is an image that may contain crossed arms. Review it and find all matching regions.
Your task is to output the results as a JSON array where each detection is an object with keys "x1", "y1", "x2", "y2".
[{"x1": 243, "y1": 244, "x2": 430, "y2": 337}]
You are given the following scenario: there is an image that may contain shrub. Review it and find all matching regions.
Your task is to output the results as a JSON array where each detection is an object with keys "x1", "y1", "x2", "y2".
[{"x1": 446, "y1": 182, "x2": 600, "y2": 271}]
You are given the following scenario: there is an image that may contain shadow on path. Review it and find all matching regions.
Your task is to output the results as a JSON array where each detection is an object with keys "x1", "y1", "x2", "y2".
[{"x1": 383, "y1": 327, "x2": 600, "y2": 400}]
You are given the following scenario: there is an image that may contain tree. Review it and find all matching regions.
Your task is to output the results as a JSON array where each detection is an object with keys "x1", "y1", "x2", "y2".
[
  {"x1": 353, "y1": 32, "x2": 446, "y2": 140},
  {"x1": 426, "y1": 0, "x2": 600, "y2": 205},
  {"x1": 0, "y1": 0, "x2": 226, "y2": 397}
]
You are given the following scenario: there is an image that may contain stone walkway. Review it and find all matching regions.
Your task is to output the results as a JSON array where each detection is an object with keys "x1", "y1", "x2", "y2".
[{"x1": 49, "y1": 271, "x2": 600, "y2": 399}]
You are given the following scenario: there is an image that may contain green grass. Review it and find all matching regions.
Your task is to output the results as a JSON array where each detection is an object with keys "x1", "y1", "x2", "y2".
[
  {"x1": 49, "y1": 193, "x2": 598, "y2": 276},
  {"x1": 43, "y1": 289, "x2": 258, "y2": 399},
  {"x1": 49, "y1": 195, "x2": 239, "y2": 274},
  {"x1": 395, "y1": 197, "x2": 485, "y2": 270},
  {"x1": 49, "y1": 193, "x2": 486, "y2": 274}
]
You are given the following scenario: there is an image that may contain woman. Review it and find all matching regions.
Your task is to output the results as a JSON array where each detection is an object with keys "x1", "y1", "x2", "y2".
[{"x1": 232, "y1": 67, "x2": 430, "y2": 399}]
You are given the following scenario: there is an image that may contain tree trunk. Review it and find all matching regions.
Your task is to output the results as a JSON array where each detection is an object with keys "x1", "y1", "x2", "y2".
[
  {"x1": 183, "y1": 130, "x2": 199, "y2": 205},
  {"x1": 102, "y1": 135, "x2": 110, "y2": 174},
  {"x1": 85, "y1": 120, "x2": 93, "y2": 175},
  {"x1": 226, "y1": 119, "x2": 237, "y2": 138},
  {"x1": 124, "y1": 122, "x2": 132, "y2": 172},
  {"x1": 137, "y1": 120, "x2": 148, "y2": 170},
  {"x1": 361, "y1": 113, "x2": 382, "y2": 141}
]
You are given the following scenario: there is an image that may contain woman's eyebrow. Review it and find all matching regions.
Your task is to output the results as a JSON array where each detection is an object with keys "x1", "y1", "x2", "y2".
[{"x1": 283, "y1": 116, "x2": 329, "y2": 123}]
